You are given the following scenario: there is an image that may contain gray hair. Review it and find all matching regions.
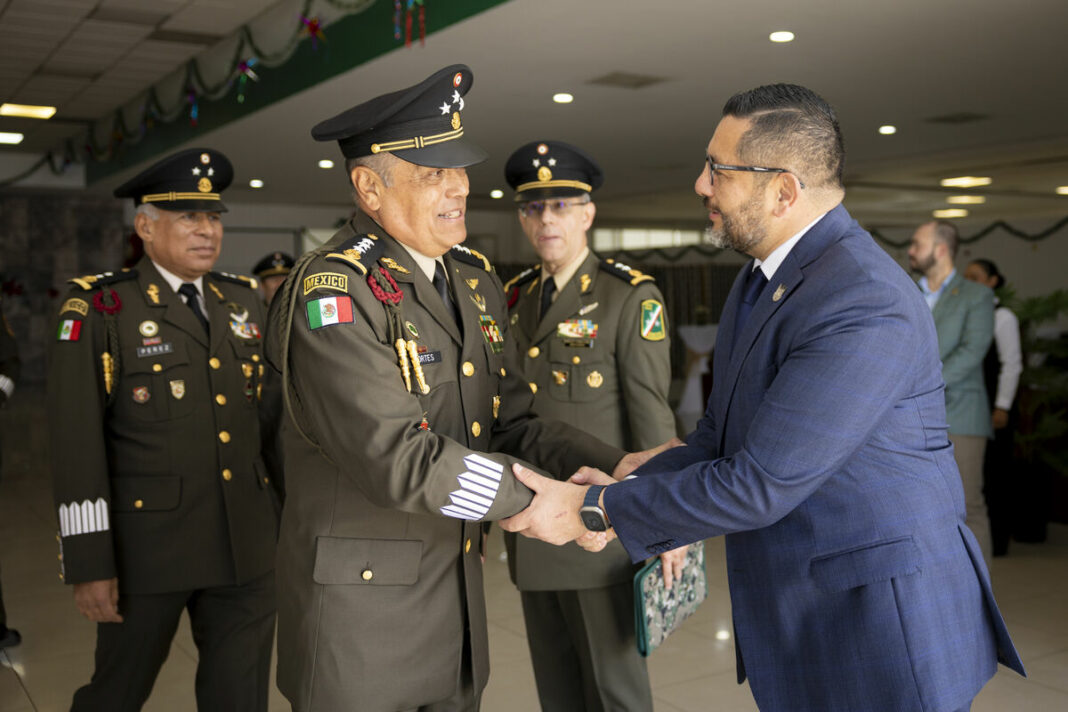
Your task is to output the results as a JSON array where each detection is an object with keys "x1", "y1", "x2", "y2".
[
  {"x1": 135, "y1": 203, "x2": 161, "y2": 220},
  {"x1": 346, "y1": 153, "x2": 396, "y2": 188}
]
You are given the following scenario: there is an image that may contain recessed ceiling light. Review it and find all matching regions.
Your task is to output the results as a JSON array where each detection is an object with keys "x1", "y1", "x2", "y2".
[
  {"x1": 769, "y1": 31, "x2": 794, "y2": 43},
  {"x1": 946, "y1": 195, "x2": 986, "y2": 205},
  {"x1": 1056, "y1": 186, "x2": 1068, "y2": 195},
  {"x1": 0, "y1": 132, "x2": 24, "y2": 145},
  {"x1": 933, "y1": 208, "x2": 968, "y2": 218},
  {"x1": 490, "y1": 189, "x2": 503, "y2": 199},
  {"x1": 249, "y1": 179, "x2": 264, "y2": 188},
  {"x1": 318, "y1": 159, "x2": 334, "y2": 169},
  {"x1": 878, "y1": 125, "x2": 897, "y2": 135},
  {"x1": 553, "y1": 93, "x2": 574, "y2": 104},
  {"x1": 0, "y1": 103, "x2": 56, "y2": 119},
  {"x1": 940, "y1": 176, "x2": 991, "y2": 188}
]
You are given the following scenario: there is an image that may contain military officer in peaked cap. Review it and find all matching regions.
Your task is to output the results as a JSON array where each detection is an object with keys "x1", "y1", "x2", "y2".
[
  {"x1": 267, "y1": 65, "x2": 667, "y2": 712},
  {"x1": 48, "y1": 148, "x2": 280, "y2": 711},
  {"x1": 502, "y1": 141, "x2": 680, "y2": 711},
  {"x1": 253, "y1": 251, "x2": 295, "y2": 305}
]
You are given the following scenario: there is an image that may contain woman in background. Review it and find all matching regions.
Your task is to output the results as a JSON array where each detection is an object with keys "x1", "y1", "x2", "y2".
[{"x1": 965, "y1": 258, "x2": 1022, "y2": 556}]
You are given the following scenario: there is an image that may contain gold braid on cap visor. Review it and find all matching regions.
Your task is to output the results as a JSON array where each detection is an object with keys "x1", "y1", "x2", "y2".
[
  {"x1": 141, "y1": 192, "x2": 222, "y2": 203},
  {"x1": 514, "y1": 179, "x2": 592, "y2": 193},
  {"x1": 370, "y1": 126, "x2": 464, "y2": 154}
]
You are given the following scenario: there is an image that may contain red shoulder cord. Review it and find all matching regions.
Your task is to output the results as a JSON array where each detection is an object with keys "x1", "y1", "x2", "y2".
[
  {"x1": 92, "y1": 289, "x2": 122, "y2": 315},
  {"x1": 367, "y1": 267, "x2": 403, "y2": 306}
]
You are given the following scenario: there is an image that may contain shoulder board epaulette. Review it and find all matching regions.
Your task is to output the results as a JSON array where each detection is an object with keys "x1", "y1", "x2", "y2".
[
  {"x1": 502, "y1": 264, "x2": 540, "y2": 293},
  {"x1": 325, "y1": 232, "x2": 384, "y2": 276},
  {"x1": 210, "y1": 271, "x2": 258, "y2": 290},
  {"x1": 600, "y1": 258, "x2": 655, "y2": 286},
  {"x1": 450, "y1": 244, "x2": 492, "y2": 272},
  {"x1": 68, "y1": 269, "x2": 138, "y2": 291}
]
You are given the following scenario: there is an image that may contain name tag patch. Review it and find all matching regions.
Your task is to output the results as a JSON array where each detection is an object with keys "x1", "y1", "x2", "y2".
[
  {"x1": 136, "y1": 342, "x2": 174, "y2": 358},
  {"x1": 417, "y1": 350, "x2": 443, "y2": 365}
]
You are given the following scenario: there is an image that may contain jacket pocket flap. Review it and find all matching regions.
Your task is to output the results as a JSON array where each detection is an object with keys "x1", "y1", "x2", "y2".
[
  {"x1": 313, "y1": 536, "x2": 422, "y2": 586},
  {"x1": 111, "y1": 476, "x2": 181, "y2": 512},
  {"x1": 810, "y1": 536, "x2": 920, "y2": 592}
]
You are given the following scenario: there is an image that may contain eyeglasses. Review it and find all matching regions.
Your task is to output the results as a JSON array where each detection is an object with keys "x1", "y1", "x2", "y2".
[
  {"x1": 518, "y1": 199, "x2": 589, "y2": 218},
  {"x1": 706, "y1": 155, "x2": 805, "y2": 189}
]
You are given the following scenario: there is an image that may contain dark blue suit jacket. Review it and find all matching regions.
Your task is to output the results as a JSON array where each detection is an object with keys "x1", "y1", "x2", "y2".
[{"x1": 606, "y1": 205, "x2": 1023, "y2": 711}]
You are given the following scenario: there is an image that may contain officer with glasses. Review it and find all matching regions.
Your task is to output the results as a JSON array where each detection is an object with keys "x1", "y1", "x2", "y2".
[{"x1": 501, "y1": 140, "x2": 679, "y2": 712}]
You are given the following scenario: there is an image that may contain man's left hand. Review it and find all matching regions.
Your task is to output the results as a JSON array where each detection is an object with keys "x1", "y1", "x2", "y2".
[
  {"x1": 659, "y1": 545, "x2": 688, "y2": 590},
  {"x1": 499, "y1": 463, "x2": 588, "y2": 545}
]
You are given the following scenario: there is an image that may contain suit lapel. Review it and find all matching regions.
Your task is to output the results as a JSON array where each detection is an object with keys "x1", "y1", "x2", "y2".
[
  {"x1": 139, "y1": 259, "x2": 209, "y2": 348},
  {"x1": 930, "y1": 272, "x2": 961, "y2": 325}
]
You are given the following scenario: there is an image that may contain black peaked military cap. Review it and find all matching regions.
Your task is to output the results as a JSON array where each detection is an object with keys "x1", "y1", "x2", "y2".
[
  {"x1": 252, "y1": 251, "x2": 295, "y2": 279},
  {"x1": 505, "y1": 140, "x2": 604, "y2": 202},
  {"x1": 311, "y1": 64, "x2": 486, "y2": 168},
  {"x1": 114, "y1": 148, "x2": 233, "y2": 212}
]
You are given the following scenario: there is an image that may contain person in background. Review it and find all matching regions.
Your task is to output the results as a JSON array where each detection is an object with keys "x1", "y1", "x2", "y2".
[
  {"x1": 501, "y1": 140, "x2": 679, "y2": 712},
  {"x1": 0, "y1": 295, "x2": 20, "y2": 649},
  {"x1": 965, "y1": 258, "x2": 1022, "y2": 557},
  {"x1": 909, "y1": 219, "x2": 995, "y2": 562},
  {"x1": 253, "y1": 251, "x2": 295, "y2": 306}
]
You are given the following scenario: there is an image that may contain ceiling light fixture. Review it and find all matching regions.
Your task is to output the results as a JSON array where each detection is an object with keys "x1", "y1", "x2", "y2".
[
  {"x1": 0, "y1": 132, "x2": 24, "y2": 145},
  {"x1": 769, "y1": 31, "x2": 795, "y2": 43},
  {"x1": 553, "y1": 93, "x2": 574, "y2": 104},
  {"x1": 1056, "y1": 186, "x2": 1068, "y2": 195},
  {"x1": 318, "y1": 159, "x2": 334, "y2": 169},
  {"x1": 0, "y1": 103, "x2": 57, "y2": 119},
  {"x1": 933, "y1": 208, "x2": 968, "y2": 218},
  {"x1": 490, "y1": 189, "x2": 503, "y2": 199},
  {"x1": 940, "y1": 176, "x2": 991, "y2": 188},
  {"x1": 249, "y1": 179, "x2": 264, "y2": 188},
  {"x1": 946, "y1": 195, "x2": 986, "y2": 205},
  {"x1": 878, "y1": 125, "x2": 897, "y2": 135}
]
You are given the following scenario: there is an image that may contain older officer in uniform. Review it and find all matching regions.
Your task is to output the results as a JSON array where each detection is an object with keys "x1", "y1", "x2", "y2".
[
  {"x1": 501, "y1": 141, "x2": 676, "y2": 711},
  {"x1": 266, "y1": 65, "x2": 653, "y2": 712},
  {"x1": 48, "y1": 149, "x2": 279, "y2": 711}
]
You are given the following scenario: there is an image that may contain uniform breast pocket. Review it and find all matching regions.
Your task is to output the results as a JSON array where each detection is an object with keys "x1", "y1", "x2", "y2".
[
  {"x1": 117, "y1": 344, "x2": 195, "y2": 421},
  {"x1": 547, "y1": 338, "x2": 608, "y2": 403}
]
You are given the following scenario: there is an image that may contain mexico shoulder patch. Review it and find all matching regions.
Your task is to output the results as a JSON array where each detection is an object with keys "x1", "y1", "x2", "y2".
[
  {"x1": 639, "y1": 299, "x2": 665, "y2": 341},
  {"x1": 57, "y1": 319, "x2": 82, "y2": 341},
  {"x1": 306, "y1": 295, "x2": 355, "y2": 330}
]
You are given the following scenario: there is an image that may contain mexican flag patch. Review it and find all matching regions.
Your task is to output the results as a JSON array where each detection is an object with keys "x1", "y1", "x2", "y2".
[
  {"x1": 57, "y1": 319, "x2": 82, "y2": 341},
  {"x1": 306, "y1": 296, "x2": 355, "y2": 330}
]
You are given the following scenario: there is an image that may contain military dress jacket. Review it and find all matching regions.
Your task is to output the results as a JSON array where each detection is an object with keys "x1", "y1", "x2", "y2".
[
  {"x1": 266, "y1": 213, "x2": 623, "y2": 712},
  {"x1": 502, "y1": 251, "x2": 676, "y2": 590},
  {"x1": 47, "y1": 257, "x2": 279, "y2": 594}
]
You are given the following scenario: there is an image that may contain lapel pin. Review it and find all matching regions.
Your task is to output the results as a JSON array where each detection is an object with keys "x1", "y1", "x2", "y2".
[
  {"x1": 465, "y1": 278, "x2": 479, "y2": 290},
  {"x1": 772, "y1": 284, "x2": 786, "y2": 302},
  {"x1": 146, "y1": 284, "x2": 160, "y2": 305}
]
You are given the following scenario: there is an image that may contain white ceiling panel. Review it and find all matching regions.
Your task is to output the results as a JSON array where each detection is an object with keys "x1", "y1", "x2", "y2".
[{"x1": 162, "y1": 0, "x2": 277, "y2": 36}]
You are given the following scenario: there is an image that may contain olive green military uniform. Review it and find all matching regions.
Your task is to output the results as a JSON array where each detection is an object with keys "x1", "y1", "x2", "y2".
[
  {"x1": 0, "y1": 297, "x2": 20, "y2": 637},
  {"x1": 503, "y1": 251, "x2": 675, "y2": 712},
  {"x1": 48, "y1": 257, "x2": 279, "y2": 711},
  {"x1": 267, "y1": 213, "x2": 623, "y2": 712}
]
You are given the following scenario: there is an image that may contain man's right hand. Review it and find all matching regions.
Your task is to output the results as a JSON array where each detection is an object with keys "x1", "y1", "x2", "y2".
[
  {"x1": 73, "y1": 578, "x2": 123, "y2": 623},
  {"x1": 611, "y1": 437, "x2": 685, "y2": 480}
]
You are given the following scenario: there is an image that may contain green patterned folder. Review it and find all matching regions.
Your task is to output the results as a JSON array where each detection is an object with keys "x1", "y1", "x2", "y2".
[{"x1": 633, "y1": 541, "x2": 707, "y2": 656}]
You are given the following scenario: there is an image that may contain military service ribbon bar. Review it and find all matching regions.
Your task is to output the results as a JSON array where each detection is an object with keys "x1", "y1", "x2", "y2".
[{"x1": 306, "y1": 296, "x2": 355, "y2": 329}]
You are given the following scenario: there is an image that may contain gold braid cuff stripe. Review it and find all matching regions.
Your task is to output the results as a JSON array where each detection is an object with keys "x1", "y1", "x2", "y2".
[
  {"x1": 515, "y1": 179, "x2": 592, "y2": 193},
  {"x1": 371, "y1": 127, "x2": 464, "y2": 154},
  {"x1": 141, "y1": 192, "x2": 222, "y2": 203}
]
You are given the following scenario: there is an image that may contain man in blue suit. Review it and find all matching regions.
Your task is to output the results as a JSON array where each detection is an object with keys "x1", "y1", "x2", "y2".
[
  {"x1": 909, "y1": 220, "x2": 995, "y2": 563},
  {"x1": 502, "y1": 84, "x2": 1024, "y2": 711}
]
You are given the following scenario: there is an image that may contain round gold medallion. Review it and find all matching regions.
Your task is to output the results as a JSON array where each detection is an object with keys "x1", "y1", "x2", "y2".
[
  {"x1": 198, "y1": 177, "x2": 212, "y2": 193},
  {"x1": 138, "y1": 320, "x2": 158, "y2": 337},
  {"x1": 586, "y1": 371, "x2": 604, "y2": 388},
  {"x1": 451, "y1": 112, "x2": 461, "y2": 130},
  {"x1": 537, "y1": 166, "x2": 553, "y2": 182}
]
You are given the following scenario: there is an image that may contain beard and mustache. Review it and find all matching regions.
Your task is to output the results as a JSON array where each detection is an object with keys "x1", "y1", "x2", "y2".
[{"x1": 702, "y1": 191, "x2": 768, "y2": 255}]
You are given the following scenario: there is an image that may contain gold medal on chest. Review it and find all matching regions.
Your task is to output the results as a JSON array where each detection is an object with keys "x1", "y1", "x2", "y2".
[{"x1": 139, "y1": 320, "x2": 159, "y2": 337}]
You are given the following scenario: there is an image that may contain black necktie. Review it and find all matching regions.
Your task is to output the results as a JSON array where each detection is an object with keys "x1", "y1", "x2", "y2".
[
  {"x1": 178, "y1": 282, "x2": 209, "y2": 335},
  {"x1": 539, "y1": 278, "x2": 557, "y2": 321},
  {"x1": 433, "y1": 261, "x2": 461, "y2": 329},
  {"x1": 733, "y1": 265, "x2": 768, "y2": 342}
]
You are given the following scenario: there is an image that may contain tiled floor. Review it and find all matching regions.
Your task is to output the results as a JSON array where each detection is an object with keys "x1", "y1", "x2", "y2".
[{"x1": 2, "y1": 393, "x2": 1066, "y2": 711}]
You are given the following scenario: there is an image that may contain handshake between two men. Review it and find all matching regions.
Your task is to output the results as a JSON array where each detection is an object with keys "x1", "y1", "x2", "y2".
[{"x1": 500, "y1": 437, "x2": 689, "y2": 588}]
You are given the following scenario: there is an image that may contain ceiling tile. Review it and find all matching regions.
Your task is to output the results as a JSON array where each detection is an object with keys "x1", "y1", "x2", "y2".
[{"x1": 162, "y1": 0, "x2": 275, "y2": 36}]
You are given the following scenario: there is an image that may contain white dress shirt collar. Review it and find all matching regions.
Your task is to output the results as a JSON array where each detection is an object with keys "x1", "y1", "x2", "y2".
[{"x1": 754, "y1": 212, "x2": 828, "y2": 280}]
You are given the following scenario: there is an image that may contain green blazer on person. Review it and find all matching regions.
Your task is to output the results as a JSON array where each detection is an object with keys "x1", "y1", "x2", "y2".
[
  {"x1": 266, "y1": 213, "x2": 623, "y2": 712},
  {"x1": 929, "y1": 271, "x2": 995, "y2": 438},
  {"x1": 502, "y1": 250, "x2": 676, "y2": 591},
  {"x1": 47, "y1": 257, "x2": 279, "y2": 594}
]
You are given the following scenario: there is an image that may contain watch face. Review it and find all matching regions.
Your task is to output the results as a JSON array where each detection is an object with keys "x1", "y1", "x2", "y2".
[{"x1": 580, "y1": 507, "x2": 608, "y2": 532}]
